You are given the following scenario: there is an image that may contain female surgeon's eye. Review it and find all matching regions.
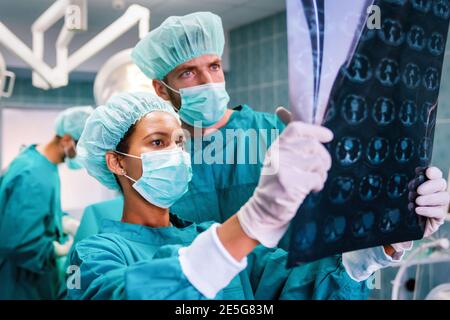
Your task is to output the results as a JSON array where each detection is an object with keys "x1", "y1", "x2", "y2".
[{"x1": 151, "y1": 139, "x2": 164, "y2": 147}]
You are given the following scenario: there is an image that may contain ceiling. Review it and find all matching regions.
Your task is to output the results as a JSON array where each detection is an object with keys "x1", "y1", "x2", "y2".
[{"x1": 0, "y1": 0, "x2": 286, "y2": 72}]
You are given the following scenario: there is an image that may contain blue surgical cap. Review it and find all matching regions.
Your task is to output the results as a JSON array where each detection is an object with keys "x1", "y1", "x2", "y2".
[
  {"x1": 131, "y1": 11, "x2": 225, "y2": 80},
  {"x1": 54, "y1": 106, "x2": 94, "y2": 141},
  {"x1": 77, "y1": 92, "x2": 180, "y2": 191}
]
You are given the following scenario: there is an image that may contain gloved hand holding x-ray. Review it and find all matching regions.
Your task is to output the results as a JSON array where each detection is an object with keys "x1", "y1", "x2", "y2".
[{"x1": 286, "y1": 0, "x2": 450, "y2": 264}]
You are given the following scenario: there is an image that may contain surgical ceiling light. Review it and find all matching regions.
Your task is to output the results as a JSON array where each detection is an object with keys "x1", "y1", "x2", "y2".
[
  {"x1": 0, "y1": 52, "x2": 15, "y2": 99},
  {"x1": 0, "y1": 0, "x2": 150, "y2": 90},
  {"x1": 94, "y1": 49, "x2": 155, "y2": 106}
]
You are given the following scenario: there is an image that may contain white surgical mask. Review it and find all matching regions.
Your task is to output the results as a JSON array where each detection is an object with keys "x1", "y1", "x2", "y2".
[
  {"x1": 116, "y1": 147, "x2": 193, "y2": 208},
  {"x1": 162, "y1": 81, "x2": 230, "y2": 128}
]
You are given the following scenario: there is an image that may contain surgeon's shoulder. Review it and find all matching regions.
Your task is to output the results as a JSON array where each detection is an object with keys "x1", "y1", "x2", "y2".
[
  {"x1": 71, "y1": 232, "x2": 127, "y2": 263},
  {"x1": 1, "y1": 163, "x2": 45, "y2": 192},
  {"x1": 237, "y1": 104, "x2": 286, "y2": 132}
]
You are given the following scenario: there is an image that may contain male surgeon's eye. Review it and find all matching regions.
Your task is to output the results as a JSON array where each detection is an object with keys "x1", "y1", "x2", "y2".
[
  {"x1": 211, "y1": 63, "x2": 221, "y2": 71},
  {"x1": 180, "y1": 70, "x2": 193, "y2": 79}
]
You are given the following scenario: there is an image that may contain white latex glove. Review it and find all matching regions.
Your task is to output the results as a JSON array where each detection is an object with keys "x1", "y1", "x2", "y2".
[
  {"x1": 416, "y1": 167, "x2": 449, "y2": 236},
  {"x1": 62, "y1": 215, "x2": 80, "y2": 236},
  {"x1": 343, "y1": 246, "x2": 405, "y2": 282},
  {"x1": 237, "y1": 121, "x2": 333, "y2": 247},
  {"x1": 53, "y1": 235, "x2": 74, "y2": 257},
  {"x1": 179, "y1": 224, "x2": 247, "y2": 299},
  {"x1": 391, "y1": 167, "x2": 449, "y2": 252}
]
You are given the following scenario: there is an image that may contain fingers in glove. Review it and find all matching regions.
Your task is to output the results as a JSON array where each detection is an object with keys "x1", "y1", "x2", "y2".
[
  {"x1": 275, "y1": 106, "x2": 292, "y2": 125},
  {"x1": 424, "y1": 218, "x2": 445, "y2": 238},
  {"x1": 281, "y1": 140, "x2": 331, "y2": 171},
  {"x1": 426, "y1": 166, "x2": 443, "y2": 180},
  {"x1": 417, "y1": 178, "x2": 447, "y2": 195},
  {"x1": 416, "y1": 191, "x2": 450, "y2": 207},
  {"x1": 289, "y1": 152, "x2": 330, "y2": 179},
  {"x1": 296, "y1": 139, "x2": 332, "y2": 171},
  {"x1": 416, "y1": 205, "x2": 447, "y2": 219},
  {"x1": 283, "y1": 121, "x2": 334, "y2": 143},
  {"x1": 307, "y1": 172, "x2": 327, "y2": 193}
]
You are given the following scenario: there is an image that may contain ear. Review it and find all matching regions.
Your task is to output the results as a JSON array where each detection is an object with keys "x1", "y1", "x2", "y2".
[
  {"x1": 60, "y1": 134, "x2": 73, "y2": 149},
  {"x1": 106, "y1": 151, "x2": 127, "y2": 176},
  {"x1": 153, "y1": 79, "x2": 170, "y2": 101}
]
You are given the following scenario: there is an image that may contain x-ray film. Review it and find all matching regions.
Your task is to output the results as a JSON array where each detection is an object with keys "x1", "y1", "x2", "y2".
[{"x1": 287, "y1": 0, "x2": 450, "y2": 265}]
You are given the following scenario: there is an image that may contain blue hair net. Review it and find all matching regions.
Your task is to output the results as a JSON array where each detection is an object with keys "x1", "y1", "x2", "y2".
[
  {"x1": 54, "y1": 106, "x2": 94, "y2": 141},
  {"x1": 131, "y1": 11, "x2": 225, "y2": 80},
  {"x1": 77, "y1": 92, "x2": 180, "y2": 191}
]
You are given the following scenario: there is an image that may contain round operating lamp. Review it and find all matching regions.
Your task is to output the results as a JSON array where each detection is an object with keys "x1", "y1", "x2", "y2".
[
  {"x1": 94, "y1": 48, "x2": 155, "y2": 105},
  {"x1": 0, "y1": 52, "x2": 15, "y2": 99}
]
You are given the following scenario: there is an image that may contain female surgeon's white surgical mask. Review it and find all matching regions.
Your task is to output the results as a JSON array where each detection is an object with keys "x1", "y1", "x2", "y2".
[
  {"x1": 161, "y1": 81, "x2": 230, "y2": 128},
  {"x1": 116, "y1": 147, "x2": 193, "y2": 208}
]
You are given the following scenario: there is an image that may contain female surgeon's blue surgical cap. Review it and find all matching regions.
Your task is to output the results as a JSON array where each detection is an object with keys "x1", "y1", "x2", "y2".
[
  {"x1": 54, "y1": 106, "x2": 94, "y2": 141},
  {"x1": 76, "y1": 92, "x2": 180, "y2": 191},
  {"x1": 131, "y1": 11, "x2": 225, "y2": 80}
]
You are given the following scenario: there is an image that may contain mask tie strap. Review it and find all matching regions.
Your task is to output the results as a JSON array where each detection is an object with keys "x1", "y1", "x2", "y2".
[
  {"x1": 123, "y1": 174, "x2": 137, "y2": 183},
  {"x1": 114, "y1": 150, "x2": 142, "y2": 159},
  {"x1": 160, "y1": 80, "x2": 181, "y2": 94},
  {"x1": 114, "y1": 150, "x2": 141, "y2": 183}
]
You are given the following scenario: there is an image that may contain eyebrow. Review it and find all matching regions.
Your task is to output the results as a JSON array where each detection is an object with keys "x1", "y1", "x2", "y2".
[
  {"x1": 142, "y1": 131, "x2": 169, "y2": 141},
  {"x1": 174, "y1": 58, "x2": 222, "y2": 73}
]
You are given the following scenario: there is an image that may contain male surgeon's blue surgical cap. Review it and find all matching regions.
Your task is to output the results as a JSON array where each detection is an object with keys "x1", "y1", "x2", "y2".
[
  {"x1": 54, "y1": 106, "x2": 94, "y2": 141},
  {"x1": 131, "y1": 11, "x2": 225, "y2": 80},
  {"x1": 77, "y1": 92, "x2": 180, "y2": 191}
]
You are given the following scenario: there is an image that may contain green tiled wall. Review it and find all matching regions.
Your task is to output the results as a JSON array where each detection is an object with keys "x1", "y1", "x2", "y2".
[
  {"x1": 226, "y1": 11, "x2": 289, "y2": 113},
  {"x1": 2, "y1": 76, "x2": 95, "y2": 109},
  {"x1": 227, "y1": 10, "x2": 449, "y2": 177}
]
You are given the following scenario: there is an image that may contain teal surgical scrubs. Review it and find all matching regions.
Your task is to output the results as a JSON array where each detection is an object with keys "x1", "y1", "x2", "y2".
[
  {"x1": 67, "y1": 105, "x2": 285, "y2": 251},
  {"x1": 66, "y1": 215, "x2": 369, "y2": 300},
  {"x1": 0, "y1": 145, "x2": 66, "y2": 299},
  {"x1": 73, "y1": 197, "x2": 124, "y2": 245},
  {"x1": 171, "y1": 105, "x2": 285, "y2": 223}
]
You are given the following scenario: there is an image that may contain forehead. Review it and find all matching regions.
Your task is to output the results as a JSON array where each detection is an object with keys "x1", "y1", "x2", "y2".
[{"x1": 134, "y1": 111, "x2": 181, "y2": 134}]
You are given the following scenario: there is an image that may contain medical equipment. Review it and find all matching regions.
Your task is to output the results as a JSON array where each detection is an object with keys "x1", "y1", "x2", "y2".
[
  {"x1": 0, "y1": 0, "x2": 149, "y2": 90},
  {"x1": 447, "y1": 170, "x2": 450, "y2": 221},
  {"x1": 425, "y1": 283, "x2": 450, "y2": 300},
  {"x1": 93, "y1": 49, "x2": 155, "y2": 106},
  {"x1": 392, "y1": 238, "x2": 450, "y2": 300},
  {"x1": 0, "y1": 52, "x2": 15, "y2": 98}
]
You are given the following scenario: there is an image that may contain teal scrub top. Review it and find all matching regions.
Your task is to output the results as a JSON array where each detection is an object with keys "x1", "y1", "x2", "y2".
[
  {"x1": 62, "y1": 196, "x2": 124, "y2": 275},
  {"x1": 171, "y1": 105, "x2": 286, "y2": 223},
  {"x1": 0, "y1": 145, "x2": 65, "y2": 299},
  {"x1": 66, "y1": 216, "x2": 369, "y2": 300},
  {"x1": 73, "y1": 197, "x2": 124, "y2": 245}
]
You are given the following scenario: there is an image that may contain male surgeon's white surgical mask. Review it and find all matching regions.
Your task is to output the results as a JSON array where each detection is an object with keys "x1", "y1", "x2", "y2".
[
  {"x1": 64, "y1": 140, "x2": 83, "y2": 170},
  {"x1": 162, "y1": 81, "x2": 230, "y2": 128}
]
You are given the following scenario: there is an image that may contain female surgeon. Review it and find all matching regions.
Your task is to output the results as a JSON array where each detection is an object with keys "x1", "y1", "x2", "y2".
[{"x1": 66, "y1": 92, "x2": 449, "y2": 300}]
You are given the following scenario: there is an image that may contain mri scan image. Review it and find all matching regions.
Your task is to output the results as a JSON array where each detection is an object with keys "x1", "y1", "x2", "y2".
[{"x1": 288, "y1": 0, "x2": 449, "y2": 265}]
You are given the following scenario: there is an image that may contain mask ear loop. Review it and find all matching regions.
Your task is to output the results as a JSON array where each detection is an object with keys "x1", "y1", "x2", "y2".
[
  {"x1": 114, "y1": 150, "x2": 140, "y2": 183},
  {"x1": 114, "y1": 150, "x2": 141, "y2": 159},
  {"x1": 160, "y1": 80, "x2": 181, "y2": 95}
]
